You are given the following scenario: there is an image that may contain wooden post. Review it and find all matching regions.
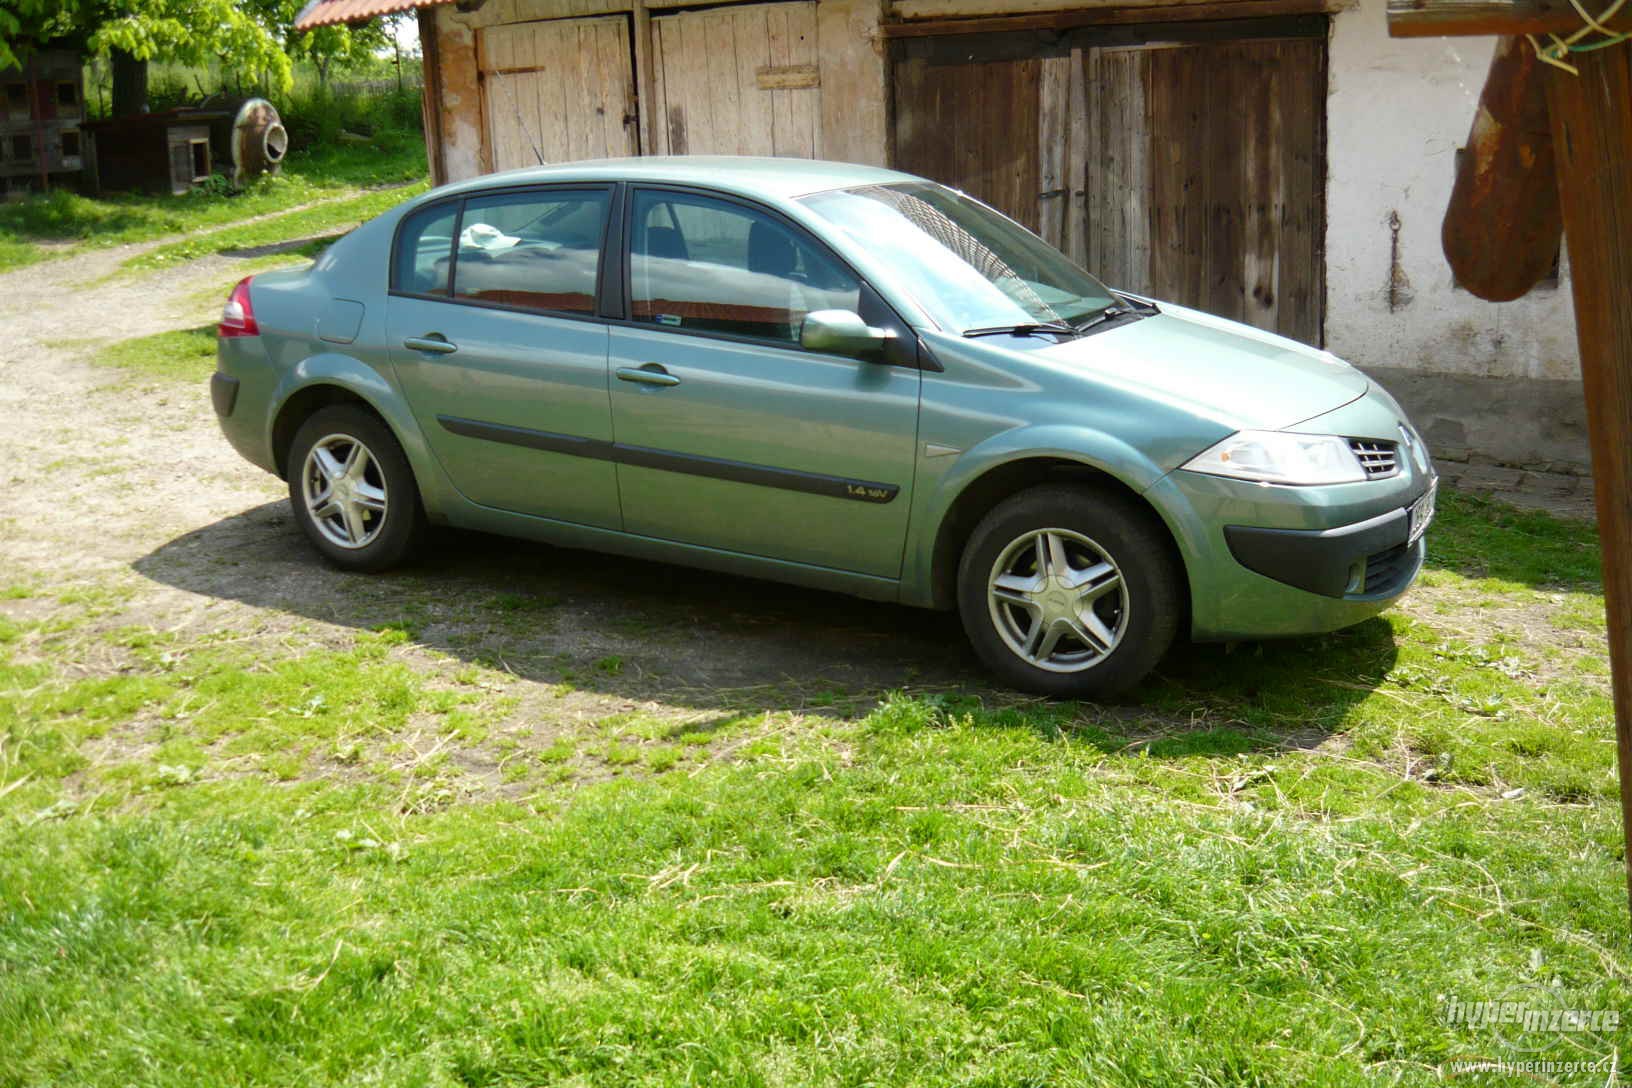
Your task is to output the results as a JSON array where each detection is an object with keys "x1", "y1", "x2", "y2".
[
  {"x1": 1387, "y1": 0, "x2": 1632, "y2": 922},
  {"x1": 1544, "y1": 45, "x2": 1632, "y2": 920}
]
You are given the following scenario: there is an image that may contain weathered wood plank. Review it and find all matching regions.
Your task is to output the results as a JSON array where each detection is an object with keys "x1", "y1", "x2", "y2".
[
  {"x1": 883, "y1": 0, "x2": 1346, "y2": 34},
  {"x1": 1388, "y1": 0, "x2": 1632, "y2": 37},
  {"x1": 893, "y1": 0, "x2": 1348, "y2": 21},
  {"x1": 1082, "y1": 46, "x2": 1148, "y2": 292},
  {"x1": 418, "y1": 7, "x2": 447, "y2": 183},
  {"x1": 816, "y1": 0, "x2": 887, "y2": 163},
  {"x1": 788, "y1": 0, "x2": 821, "y2": 155},
  {"x1": 757, "y1": 64, "x2": 821, "y2": 89},
  {"x1": 736, "y1": 7, "x2": 776, "y2": 156},
  {"x1": 1038, "y1": 52, "x2": 1068, "y2": 248},
  {"x1": 479, "y1": 15, "x2": 634, "y2": 168},
  {"x1": 707, "y1": 10, "x2": 745, "y2": 153},
  {"x1": 633, "y1": 4, "x2": 654, "y2": 153},
  {"x1": 889, "y1": 34, "x2": 1043, "y2": 227},
  {"x1": 1544, "y1": 43, "x2": 1632, "y2": 922},
  {"x1": 768, "y1": 4, "x2": 799, "y2": 154},
  {"x1": 1063, "y1": 42, "x2": 1088, "y2": 264}
]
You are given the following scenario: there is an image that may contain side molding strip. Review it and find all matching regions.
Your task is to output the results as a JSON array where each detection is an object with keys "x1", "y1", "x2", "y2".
[{"x1": 435, "y1": 414, "x2": 900, "y2": 504}]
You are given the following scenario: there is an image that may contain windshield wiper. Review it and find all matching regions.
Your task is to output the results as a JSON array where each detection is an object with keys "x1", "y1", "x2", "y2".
[
  {"x1": 963, "y1": 322, "x2": 1074, "y2": 338},
  {"x1": 1071, "y1": 296, "x2": 1158, "y2": 334}
]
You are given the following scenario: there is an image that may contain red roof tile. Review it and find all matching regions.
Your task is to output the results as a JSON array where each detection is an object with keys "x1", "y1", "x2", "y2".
[{"x1": 293, "y1": 0, "x2": 453, "y2": 31}]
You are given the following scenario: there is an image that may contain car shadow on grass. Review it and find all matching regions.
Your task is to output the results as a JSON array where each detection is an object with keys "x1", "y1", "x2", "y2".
[{"x1": 133, "y1": 499, "x2": 1398, "y2": 750}]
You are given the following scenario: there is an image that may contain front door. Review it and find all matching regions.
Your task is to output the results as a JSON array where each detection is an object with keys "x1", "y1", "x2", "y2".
[
  {"x1": 607, "y1": 188, "x2": 920, "y2": 579},
  {"x1": 387, "y1": 185, "x2": 622, "y2": 528}
]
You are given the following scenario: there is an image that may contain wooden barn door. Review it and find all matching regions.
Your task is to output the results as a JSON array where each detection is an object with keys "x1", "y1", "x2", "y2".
[
  {"x1": 479, "y1": 15, "x2": 638, "y2": 171},
  {"x1": 892, "y1": 23, "x2": 1327, "y2": 344},
  {"x1": 893, "y1": 36, "x2": 1045, "y2": 230},
  {"x1": 649, "y1": 2, "x2": 821, "y2": 157}
]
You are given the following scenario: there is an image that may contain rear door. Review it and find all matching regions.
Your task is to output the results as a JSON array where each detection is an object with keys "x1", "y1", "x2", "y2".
[
  {"x1": 606, "y1": 187, "x2": 920, "y2": 579},
  {"x1": 386, "y1": 185, "x2": 623, "y2": 528}
]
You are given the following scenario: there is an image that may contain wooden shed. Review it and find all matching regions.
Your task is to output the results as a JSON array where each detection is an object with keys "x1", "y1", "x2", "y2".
[{"x1": 0, "y1": 48, "x2": 86, "y2": 196}]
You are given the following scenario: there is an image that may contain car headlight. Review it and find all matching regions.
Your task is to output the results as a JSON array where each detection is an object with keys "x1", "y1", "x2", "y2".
[{"x1": 1181, "y1": 430, "x2": 1367, "y2": 485}]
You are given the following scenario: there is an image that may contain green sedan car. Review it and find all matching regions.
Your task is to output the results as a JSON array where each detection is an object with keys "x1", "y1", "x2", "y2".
[{"x1": 212, "y1": 156, "x2": 1436, "y2": 696}]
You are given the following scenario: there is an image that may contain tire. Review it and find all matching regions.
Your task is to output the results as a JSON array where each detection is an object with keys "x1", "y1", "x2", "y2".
[
  {"x1": 956, "y1": 484, "x2": 1183, "y2": 698},
  {"x1": 286, "y1": 404, "x2": 425, "y2": 572}
]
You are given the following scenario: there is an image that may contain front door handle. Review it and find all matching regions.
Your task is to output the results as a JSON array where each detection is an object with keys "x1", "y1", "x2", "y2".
[
  {"x1": 403, "y1": 334, "x2": 458, "y2": 355},
  {"x1": 616, "y1": 364, "x2": 680, "y2": 388}
]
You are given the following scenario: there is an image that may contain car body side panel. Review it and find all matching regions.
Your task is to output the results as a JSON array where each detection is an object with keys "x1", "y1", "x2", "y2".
[
  {"x1": 386, "y1": 299, "x2": 622, "y2": 529},
  {"x1": 437, "y1": 497, "x2": 902, "y2": 602},
  {"x1": 896, "y1": 330, "x2": 1235, "y2": 609},
  {"x1": 608, "y1": 325, "x2": 921, "y2": 579}
]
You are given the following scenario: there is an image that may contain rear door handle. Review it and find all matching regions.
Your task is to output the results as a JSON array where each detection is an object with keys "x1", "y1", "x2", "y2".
[
  {"x1": 403, "y1": 334, "x2": 458, "y2": 355},
  {"x1": 616, "y1": 364, "x2": 680, "y2": 388}
]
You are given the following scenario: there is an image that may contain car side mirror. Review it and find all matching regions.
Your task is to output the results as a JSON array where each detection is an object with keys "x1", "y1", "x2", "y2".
[{"x1": 800, "y1": 309, "x2": 892, "y2": 359}]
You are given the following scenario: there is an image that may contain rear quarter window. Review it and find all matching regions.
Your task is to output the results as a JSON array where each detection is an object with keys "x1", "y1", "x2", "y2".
[{"x1": 393, "y1": 202, "x2": 458, "y2": 296}]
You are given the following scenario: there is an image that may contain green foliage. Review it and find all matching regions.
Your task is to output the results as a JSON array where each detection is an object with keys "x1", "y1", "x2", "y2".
[{"x1": 0, "y1": 0, "x2": 291, "y2": 92}]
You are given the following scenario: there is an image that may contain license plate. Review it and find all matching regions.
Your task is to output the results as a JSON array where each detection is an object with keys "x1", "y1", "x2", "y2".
[{"x1": 1408, "y1": 479, "x2": 1438, "y2": 544}]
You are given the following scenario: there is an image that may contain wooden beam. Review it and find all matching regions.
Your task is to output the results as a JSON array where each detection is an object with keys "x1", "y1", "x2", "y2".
[
  {"x1": 1441, "y1": 36, "x2": 1563, "y2": 300},
  {"x1": 1546, "y1": 44, "x2": 1632, "y2": 922},
  {"x1": 882, "y1": 0, "x2": 1340, "y2": 35},
  {"x1": 1388, "y1": 0, "x2": 1632, "y2": 38}
]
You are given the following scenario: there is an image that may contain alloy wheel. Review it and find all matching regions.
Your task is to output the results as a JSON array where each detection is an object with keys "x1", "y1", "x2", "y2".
[
  {"x1": 301, "y1": 433, "x2": 389, "y2": 550},
  {"x1": 986, "y1": 527, "x2": 1129, "y2": 673}
]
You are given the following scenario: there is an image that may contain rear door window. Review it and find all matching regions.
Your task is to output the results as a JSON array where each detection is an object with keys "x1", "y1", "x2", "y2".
[{"x1": 452, "y1": 189, "x2": 609, "y2": 316}]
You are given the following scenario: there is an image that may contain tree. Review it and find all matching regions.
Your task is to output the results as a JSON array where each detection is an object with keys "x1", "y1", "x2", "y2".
[
  {"x1": 0, "y1": 0, "x2": 291, "y2": 114},
  {"x1": 237, "y1": 0, "x2": 391, "y2": 95}
]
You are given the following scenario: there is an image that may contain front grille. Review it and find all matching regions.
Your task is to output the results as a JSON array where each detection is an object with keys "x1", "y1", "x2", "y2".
[
  {"x1": 1361, "y1": 541, "x2": 1414, "y2": 596},
  {"x1": 1349, "y1": 439, "x2": 1399, "y2": 478}
]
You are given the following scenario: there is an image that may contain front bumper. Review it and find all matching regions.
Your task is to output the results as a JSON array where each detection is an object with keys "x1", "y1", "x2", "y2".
[
  {"x1": 1224, "y1": 502, "x2": 1421, "y2": 600},
  {"x1": 1150, "y1": 387, "x2": 1437, "y2": 640}
]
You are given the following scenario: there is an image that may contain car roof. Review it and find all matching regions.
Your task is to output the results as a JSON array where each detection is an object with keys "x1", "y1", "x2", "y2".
[{"x1": 425, "y1": 156, "x2": 920, "y2": 204}]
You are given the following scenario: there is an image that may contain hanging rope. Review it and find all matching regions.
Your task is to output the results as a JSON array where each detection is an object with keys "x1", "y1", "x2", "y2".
[{"x1": 1528, "y1": 0, "x2": 1632, "y2": 74}]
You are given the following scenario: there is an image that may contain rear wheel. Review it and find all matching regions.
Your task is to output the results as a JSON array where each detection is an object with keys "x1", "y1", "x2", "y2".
[
  {"x1": 957, "y1": 484, "x2": 1182, "y2": 698},
  {"x1": 287, "y1": 405, "x2": 424, "y2": 572}
]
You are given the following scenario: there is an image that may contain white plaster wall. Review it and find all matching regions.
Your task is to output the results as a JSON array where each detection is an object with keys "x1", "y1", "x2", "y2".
[{"x1": 1324, "y1": 0, "x2": 1581, "y2": 383}]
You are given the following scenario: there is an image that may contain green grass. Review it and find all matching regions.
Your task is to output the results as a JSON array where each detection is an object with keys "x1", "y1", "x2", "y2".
[
  {"x1": 93, "y1": 325, "x2": 218, "y2": 382},
  {"x1": 0, "y1": 493, "x2": 1626, "y2": 1085},
  {"x1": 121, "y1": 180, "x2": 431, "y2": 273},
  {"x1": 0, "y1": 128, "x2": 426, "y2": 272}
]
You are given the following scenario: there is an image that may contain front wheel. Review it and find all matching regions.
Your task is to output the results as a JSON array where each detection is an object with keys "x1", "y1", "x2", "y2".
[
  {"x1": 287, "y1": 405, "x2": 425, "y2": 572},
  {"x1": 957, "y1": 484, "x2": 1183, "y2": 698}
]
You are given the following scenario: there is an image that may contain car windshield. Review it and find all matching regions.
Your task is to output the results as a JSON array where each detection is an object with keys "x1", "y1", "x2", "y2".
[{"x1": 800, "y1": 181, "x2": 1117, "y2": 333}]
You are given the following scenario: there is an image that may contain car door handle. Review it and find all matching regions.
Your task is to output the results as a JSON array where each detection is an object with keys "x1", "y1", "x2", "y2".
[
  {"x1": 403, "y1": 334, "x2": 458, "y2": 355},
  {"x1": 616, "y1": 364, "x2": 680, "y2": 388}
]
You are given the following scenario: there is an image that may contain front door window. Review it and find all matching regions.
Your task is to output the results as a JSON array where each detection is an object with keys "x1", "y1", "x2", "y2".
[{"x1": 628, "y1": 190, "x2": 861, "y2": 344}]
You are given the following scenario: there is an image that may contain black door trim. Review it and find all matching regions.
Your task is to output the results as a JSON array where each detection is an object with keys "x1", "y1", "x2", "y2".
[{"x1": 435, "y1": 414, "x2": 900, "y2": 504}]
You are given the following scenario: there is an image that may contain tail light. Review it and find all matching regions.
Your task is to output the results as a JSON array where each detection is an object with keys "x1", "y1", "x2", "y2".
[{"x1": 219, "y1": 276, "x2": 260, "y2": 338}]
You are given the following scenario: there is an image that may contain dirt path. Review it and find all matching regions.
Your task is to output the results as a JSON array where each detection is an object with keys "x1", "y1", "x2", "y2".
[{"x1": 0, "y1": 233, "x2": 981, "y2": 774}]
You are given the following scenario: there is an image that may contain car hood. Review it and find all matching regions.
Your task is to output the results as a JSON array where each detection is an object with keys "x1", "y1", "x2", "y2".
[{"x1": 1025, "y1": 302, "x2": 1369, "y2": 430}]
